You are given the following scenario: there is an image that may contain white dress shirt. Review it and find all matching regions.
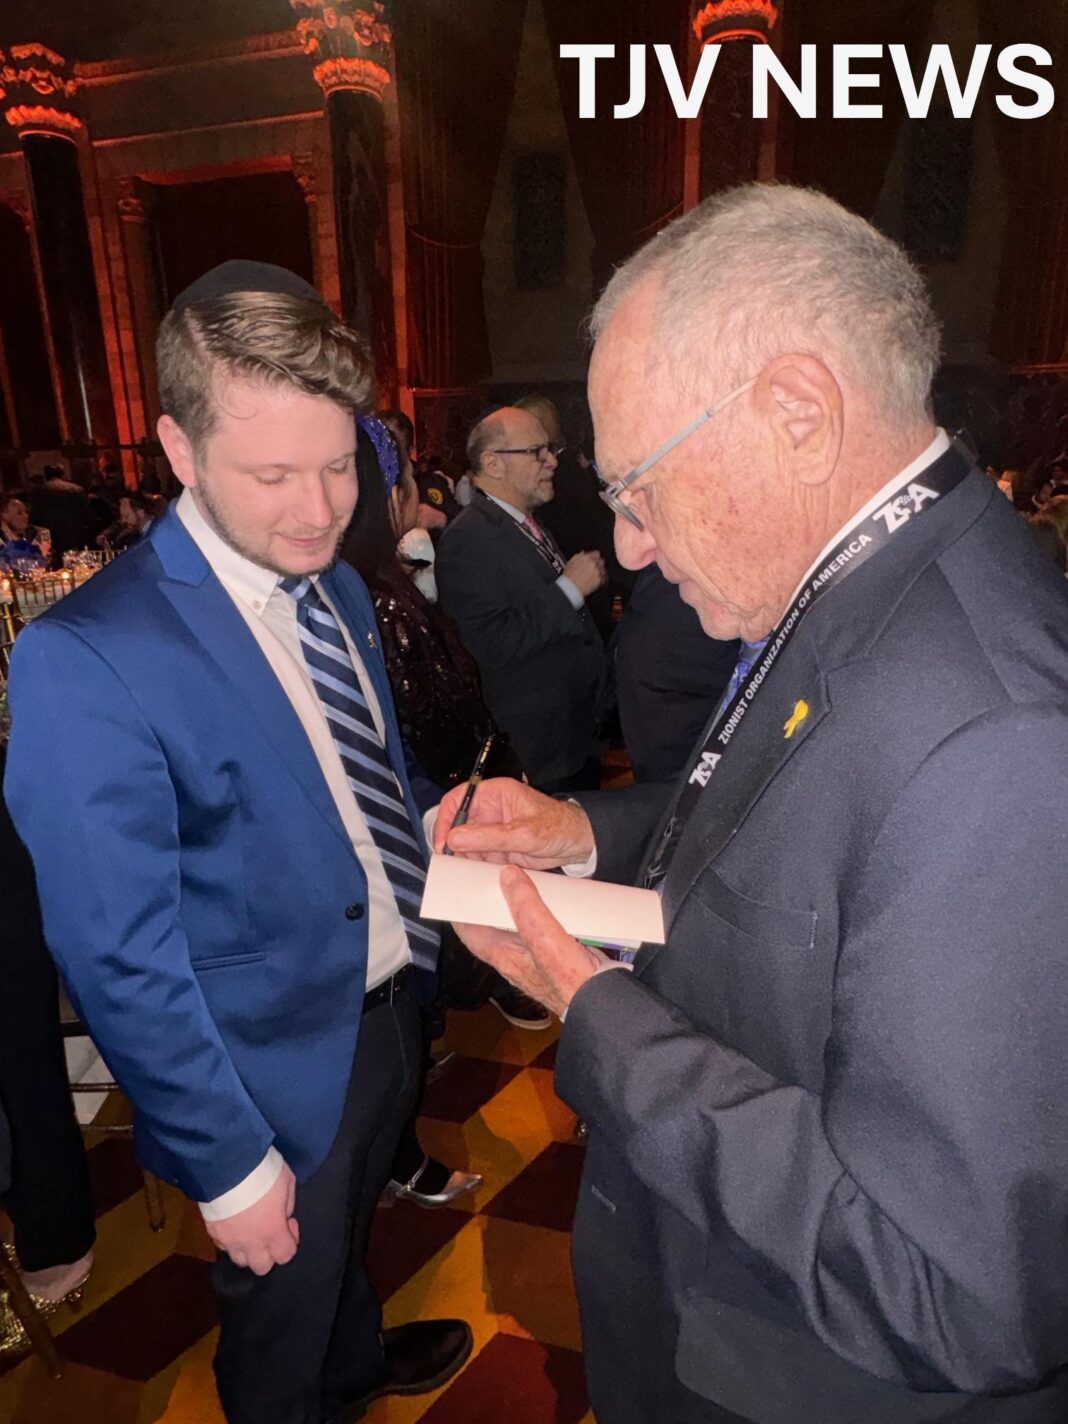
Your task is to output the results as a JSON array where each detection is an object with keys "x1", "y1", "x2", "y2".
[
  {"x1": 484, "y1": 492, "x2": 585, "y2": 611},
  {"x1": 175, "y1": 491, "x2": 412, "y2": 1219}
]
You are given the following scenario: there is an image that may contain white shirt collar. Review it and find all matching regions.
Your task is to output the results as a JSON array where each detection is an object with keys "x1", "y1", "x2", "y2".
[
  {"x1": 175, "y1": 488, "x2": 281, "y2": 613},
  {"x1": 483, "y1": 491, "x2": 526, "y2": 523},
  {"x1": 788, "y1": 428, "x2": 950, "y2": 607}
]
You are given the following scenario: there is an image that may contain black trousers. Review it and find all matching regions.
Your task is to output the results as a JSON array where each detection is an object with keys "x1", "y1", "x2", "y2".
[
  {"x1": 0, "y1": 781, "x2": 96, "y2": 1271},
  {"x1": 212, "y1": 985, "x2": 421, "y2": 1424}
]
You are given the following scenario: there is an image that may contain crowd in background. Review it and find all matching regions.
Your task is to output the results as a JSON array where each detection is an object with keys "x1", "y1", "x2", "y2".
[{"x1": 0, "y1": 462, "x2": 167, "y2": 572}]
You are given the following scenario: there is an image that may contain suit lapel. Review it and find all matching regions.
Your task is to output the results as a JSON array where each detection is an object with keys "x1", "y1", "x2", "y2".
[
  {"x1": 641, "y1": 455, "x2": 993, "y2": 960},
  {"x1": 319, "y1": 567, "x2": 403, "y2": 765},
  {"x1": 320, "y1": 566, "x2": 431, "y2": 856},
  {"x1": 150, "y1": 514, "x2": 355, "y2": 859},
  {"x1": 475, "y1": 494, "x2": 559, "y2": 583},
  {"x1": 319, "y1": 569, "x2": 389, "y2": 708},
  {"x1": 656, "y1": 626, "x2": 830, "y2": 939}
]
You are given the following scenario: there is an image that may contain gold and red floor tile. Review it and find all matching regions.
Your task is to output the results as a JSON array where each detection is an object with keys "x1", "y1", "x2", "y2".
[{"x1": 1, "y1": 1009, "x2": 594, "y2": 1424}]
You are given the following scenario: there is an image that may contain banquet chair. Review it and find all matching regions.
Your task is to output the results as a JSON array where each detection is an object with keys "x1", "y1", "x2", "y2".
[
  {"x1": 58, "y1": 992, "x2": 166, "y2": 1233},
  {"x1": 0, "y1": 1099, "x2": 64, "y2": 1379},
  {"x1": 0, "y1": 608, "x2": 16, "y2": 682}
]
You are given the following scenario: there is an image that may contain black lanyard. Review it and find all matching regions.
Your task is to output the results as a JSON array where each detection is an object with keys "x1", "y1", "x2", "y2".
[
  {"x1": 519, "y1": 519, "x2": 565, "y2": 574},
  {"x1": 644, "y1": 445, "x2": 972, "y2": 891},
  {"x1": 478, "y1": 489, "x2": 565, "y2": 574}
]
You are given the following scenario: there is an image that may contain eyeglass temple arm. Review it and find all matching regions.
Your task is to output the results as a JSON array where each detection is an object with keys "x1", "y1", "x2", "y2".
[{"x1": 614, "y1": 378, "x2": 758, "y2": 494}]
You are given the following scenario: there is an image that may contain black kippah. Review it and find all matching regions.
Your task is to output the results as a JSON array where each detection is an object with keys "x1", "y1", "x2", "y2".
[{"x1": 172, "y1": 259, "x2": 324, "y2": 314}]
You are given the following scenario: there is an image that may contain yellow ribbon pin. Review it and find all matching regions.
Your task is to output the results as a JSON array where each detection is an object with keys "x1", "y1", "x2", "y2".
[{"x1": 783, "y1": 699, "x2": 810, "y2": 740}]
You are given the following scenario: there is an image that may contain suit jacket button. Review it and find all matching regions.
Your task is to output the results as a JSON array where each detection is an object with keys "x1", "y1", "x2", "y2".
[{"x1": 345, "y1": 903, "x2": 365, "y2": 921}]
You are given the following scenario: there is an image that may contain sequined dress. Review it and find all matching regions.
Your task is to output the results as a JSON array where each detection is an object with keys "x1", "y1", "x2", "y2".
[{"x1": 369, "y1": 569, "x2": 522, "y2": 791}]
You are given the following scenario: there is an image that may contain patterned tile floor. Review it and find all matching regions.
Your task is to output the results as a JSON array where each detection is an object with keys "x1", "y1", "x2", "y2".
[{"x1": 0, "y1": 1008, "x2": 595, "y2": 1424}]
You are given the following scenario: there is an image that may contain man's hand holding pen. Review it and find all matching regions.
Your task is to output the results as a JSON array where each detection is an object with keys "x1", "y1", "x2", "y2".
[
  {"x1": 434, "y1": 777, "x2": 595, "y2": 870},
  {"x1": 433, "y1": 776, "x2": 607, "y2": 1019}
]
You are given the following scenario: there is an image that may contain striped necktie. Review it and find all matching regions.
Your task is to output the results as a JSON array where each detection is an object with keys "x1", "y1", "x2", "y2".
[
  {"x1": 722, "y1": 638, "x2": 769, "y2": 708},
  {"x1": 280, "y1": 575, "x2": 439, "y2": 972}
]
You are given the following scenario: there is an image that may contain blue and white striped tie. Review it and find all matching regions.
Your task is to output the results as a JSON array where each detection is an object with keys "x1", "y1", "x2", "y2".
[
  {"x1": 281, "y1": 576, "x2": 439, "y2": 972},
  {"x1": 722, "y1": 638, "x2": 769, "y2": 708}
]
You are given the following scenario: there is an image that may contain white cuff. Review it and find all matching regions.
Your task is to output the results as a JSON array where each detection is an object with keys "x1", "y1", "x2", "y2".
[
  {"x1": 563, "y1": 847, "x2": 597, "y2": 877},
  {"x1": 423, "y1": 804, "x2": 439, "y2": 848},
  {"x1": 198, "y1": 1146, "x2": 285, "y2": 1221},
  {"x1": 555, "y1": 574, "x2": 585, "y2": 610},
  {"x1": 562, "y1": 800, "x2": 597, "y2": 876}
]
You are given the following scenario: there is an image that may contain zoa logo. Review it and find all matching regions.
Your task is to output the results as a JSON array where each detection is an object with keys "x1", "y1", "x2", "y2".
[{"x1": 871, "y1": 483, "x2": 939, "y2": 535}]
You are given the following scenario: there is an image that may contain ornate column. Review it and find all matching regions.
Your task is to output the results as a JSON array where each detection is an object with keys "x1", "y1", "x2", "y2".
[
  {"x1": 0, "y1": 288, "x2": 18, "y2": 482},
  {"x1": 691, "y1": 1, "x2": 782, "y2": 199},
  {"x1": 292, "y1": 152, "x2": 323, "y2": 291},
  {"x1": 291, "y1": 2, "x2": 397, "y2": 399},
  {"x1": 116, "y1": 176, "x2": 163, "y2": 430},
  {"x1": 0, "y1": 190, "x2": 61, "y2": 453},
  {"x1": 0, "y1": 44, "x2": 117, "y2": 449},
  {"x1": 0, "y1": 195, "x2": 30, "y2": 452}
]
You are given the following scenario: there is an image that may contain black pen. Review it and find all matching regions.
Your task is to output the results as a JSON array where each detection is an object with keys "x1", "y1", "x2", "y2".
[{"x1": 443, "y1": 731, "x2": 496, "y2": 856}]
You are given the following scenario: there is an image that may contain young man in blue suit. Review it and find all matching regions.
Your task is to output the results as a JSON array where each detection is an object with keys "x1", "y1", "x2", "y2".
[{"x1": 4, "y1": 262, "x2": 471, "y2": 1424}]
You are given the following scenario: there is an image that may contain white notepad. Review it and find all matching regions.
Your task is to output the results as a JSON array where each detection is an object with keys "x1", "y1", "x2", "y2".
[{"x1": 420, "y1": 853, "x2": 665, "y2": 950}]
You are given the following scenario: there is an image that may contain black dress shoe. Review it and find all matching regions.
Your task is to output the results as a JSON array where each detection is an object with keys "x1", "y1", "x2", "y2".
[{"x1": 331, "y1": 1319, "x2": 473, "y2": 1422}]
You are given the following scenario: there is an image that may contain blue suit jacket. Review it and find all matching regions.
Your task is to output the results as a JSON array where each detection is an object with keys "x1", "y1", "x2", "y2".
[{"x1": 4, "y1": 508, "x2": 439, "y2": 1201}]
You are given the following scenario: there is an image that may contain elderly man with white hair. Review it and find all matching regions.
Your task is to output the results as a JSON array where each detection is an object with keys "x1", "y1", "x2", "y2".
[{"x1": 434, "y1": 185, "x2": 1068, "y2": 1423}]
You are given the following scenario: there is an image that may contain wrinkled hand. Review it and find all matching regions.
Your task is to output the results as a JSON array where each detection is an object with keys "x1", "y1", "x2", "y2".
[
  {"x1": 435, "y1": 777, "x2": 595, "y2": 869},
  {"x1": 205, "y1": 1162, "x2": 299, "y2": 1276},
  {"x1": 455, "y1": 866, "x2": 610, "y2": 1019},
  {"x1": 563, "y1": 550, "x2": 607, "y2": 598}
]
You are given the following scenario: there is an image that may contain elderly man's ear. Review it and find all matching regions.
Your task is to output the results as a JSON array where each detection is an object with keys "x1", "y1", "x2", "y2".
[{"x1": 763, "y1": 355, "x2": 844, "y2": 488}]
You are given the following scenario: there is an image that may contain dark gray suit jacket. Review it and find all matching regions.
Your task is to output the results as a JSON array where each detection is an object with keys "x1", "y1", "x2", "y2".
[
  {"x1": 560, "y1": 455, "x2": 1068, "y2": 1423},
  {"x1": 614, "y1": 563, "x2": 739, "y2": 783},
  {"x1": 436, "y1": 493, "x2": 606, "y2": 785}
]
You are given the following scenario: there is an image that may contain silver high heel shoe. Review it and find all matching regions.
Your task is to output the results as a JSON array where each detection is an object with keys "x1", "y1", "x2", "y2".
[
  {"x1": 0, "y1": 1243, "x2": 89, "y2": 1359},
  {"x1": 387, "y1": 1155, "x2": 483, "y2": 1209}
]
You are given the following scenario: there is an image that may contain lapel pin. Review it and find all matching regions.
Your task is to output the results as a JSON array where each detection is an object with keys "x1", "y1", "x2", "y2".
[
  {"x1": 783, "y1": 699, "x2": 810, "y2": 740},
  {"x1": 367, "y1": 632, "x2": 377, "y2": 651}
]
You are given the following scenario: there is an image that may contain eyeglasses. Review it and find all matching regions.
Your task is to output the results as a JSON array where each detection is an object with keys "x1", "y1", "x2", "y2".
[
  {"x1": 491, "y1": 443, "x2": 564, "y2": 462},
  {"x1": 597, "y1": 377, "x2": 757, "y2": 531}
]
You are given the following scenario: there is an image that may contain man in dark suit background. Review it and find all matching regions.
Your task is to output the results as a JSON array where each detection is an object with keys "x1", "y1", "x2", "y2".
[
  {"x1": 434, "y1": 186, "x2": 1068, "y2": 1422},
  {"x1": 614, "y1": 563, "x2": 739, "y2": 783},
  {"x1": 435, "y1": 405, "x2": 608, "y2": 794},
  {"x1": 26, "y1": 465, "x2": 95, "y2": 566},
  {"x1": 516, "y1": 393, "x2": 621, "y2": 642}
]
